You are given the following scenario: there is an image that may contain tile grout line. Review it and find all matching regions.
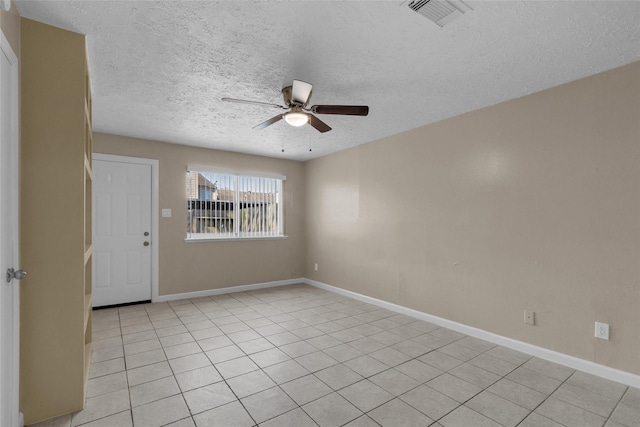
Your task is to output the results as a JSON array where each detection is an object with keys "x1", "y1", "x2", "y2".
[
  {"x1": 100, "y1": 303, "x2": 476, "y2": 425},
  {"x1": 102, "y1": 302, "x2": 499, "y2": 425},
  {"x1": 121, "y1": 309, "x2": 136, "y2": 427},
  {"x1": 600, "y1": 385, "x2": 629, "y2": 427},
  {"x1": 169, "y1": 291, "x2": 308, "y2": 426},
  {"x1": 513, "y1": 368, "x2": 575, "y2": 427},
  {"x1": 81, "y1": 286, "x2": 638, "y2": 427},
  {"x1": 427, "y1": 340, "x2": 531, "y2": 426}
]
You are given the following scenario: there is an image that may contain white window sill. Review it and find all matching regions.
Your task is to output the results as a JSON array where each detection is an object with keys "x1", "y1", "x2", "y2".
[{"x1": 185, "y1": 235, "x2": 288, "y2": 243}]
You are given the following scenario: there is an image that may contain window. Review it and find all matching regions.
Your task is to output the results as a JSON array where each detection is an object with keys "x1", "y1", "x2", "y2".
[{"x1": 186, "y1": 167, "x2": 285, "y2": 240}]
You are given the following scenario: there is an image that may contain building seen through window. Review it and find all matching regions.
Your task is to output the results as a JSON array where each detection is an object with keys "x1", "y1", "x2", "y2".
[{"x1": 186, "y1": 170, "x2": 283, "y2": 239}]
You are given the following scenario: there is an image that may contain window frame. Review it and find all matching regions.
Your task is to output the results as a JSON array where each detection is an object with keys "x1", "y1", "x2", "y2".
[{"x1": 185, "y1": 166, "x2": 286, "y2": 242}]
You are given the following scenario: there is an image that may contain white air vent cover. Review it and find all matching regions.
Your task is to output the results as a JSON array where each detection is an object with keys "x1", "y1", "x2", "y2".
[{"x1": 408, "y1": 0, "x2": 472, "y2": 27}]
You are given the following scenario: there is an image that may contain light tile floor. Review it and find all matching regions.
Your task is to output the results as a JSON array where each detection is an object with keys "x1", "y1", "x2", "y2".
[{"x1": 30, "y1": 284, "x2": 639, "y2": 427}]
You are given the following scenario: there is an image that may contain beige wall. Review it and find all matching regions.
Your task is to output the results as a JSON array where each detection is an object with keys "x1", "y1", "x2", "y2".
[
  {"x1": 94, "y1": 134, "x2": 306, "y2": 296},
  {"x1": 305, "y1": 62, "x2": 640, "y2": 375}
]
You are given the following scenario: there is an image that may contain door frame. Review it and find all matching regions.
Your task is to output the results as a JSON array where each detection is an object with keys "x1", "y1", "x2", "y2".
[
  {"x1": 93, "y1": 153, "x2": 159, "y2": 302},
  {"x1": 0, "y1": 28, "x2": 21, "y2": 427}
]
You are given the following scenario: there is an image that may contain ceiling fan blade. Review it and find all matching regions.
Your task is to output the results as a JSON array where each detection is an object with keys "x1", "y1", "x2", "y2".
[
  {"x1": 308, "y1": 114, "x2": 332, "y2": 133},
  {"x1": 312, "y1": 105, "x2": 369, "y2": 116},
  {"x1": 222, "y1": 98, "x2": 285, "y2": 109},
  {"x1": 253, "y1": 114, "x2": 283, "y2": 130},
  {"x1": 291, "y1": 80, "x2": 313, "y2": 105}
]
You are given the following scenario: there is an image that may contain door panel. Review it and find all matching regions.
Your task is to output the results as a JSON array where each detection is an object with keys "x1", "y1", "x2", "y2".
[
  {"x1": 93, "y1": 160, "x2": 152, "y2": 307},
  {"x1": 126, "y1": 251, "x2": 141, "y2": 285},
  {"x1": 94, "y1": 252, "x2": 111, "y2": 289},
  {"x1": 126, "y1": 194, "x2": 142, "y2": 234},
  {"x1": 95, "y1": 192, "x2": 111, "y2": 236}
]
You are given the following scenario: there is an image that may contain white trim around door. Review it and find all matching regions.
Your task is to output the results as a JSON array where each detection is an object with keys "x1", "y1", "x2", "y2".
[
  {"x1": 93, "y1": 153, "x2": 159, "y2": 303},
  {"x1": 0, "y1": 28, "x2": 21, "y2": 427}
]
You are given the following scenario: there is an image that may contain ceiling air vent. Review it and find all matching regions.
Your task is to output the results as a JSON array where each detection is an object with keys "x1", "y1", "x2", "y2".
[{"x1": 408, "y1": 0, "x2": 472, "y2": 27}]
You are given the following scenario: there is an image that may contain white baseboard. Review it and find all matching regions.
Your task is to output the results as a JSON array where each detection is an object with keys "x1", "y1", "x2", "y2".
[
  {"x1": 153, "y1": 277, "x2": 639, "y2": 388},
  {"x1": 304, "y1": 278, "x2": 640, "y2": 389},
  {"x1": 154, "y1": 278, "x2": 305, "y2": 303}
]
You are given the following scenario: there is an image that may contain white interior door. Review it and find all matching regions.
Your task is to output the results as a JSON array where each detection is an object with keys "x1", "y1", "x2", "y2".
[
  {"x1": 93, "y1": 159, "x2": 152, "y2": 307},
  {"x1": 0, "y1": 31, "x2": 21, "y2": 427}
]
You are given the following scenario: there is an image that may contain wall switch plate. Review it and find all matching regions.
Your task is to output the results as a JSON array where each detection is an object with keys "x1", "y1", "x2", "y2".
[
  {"x1": 162, "y1": 209, "x2": 172, "y2": 218},
  {"x1": 314, "y1": 263, "x2": 318, "y2": 271},
  {"x1": 524, "y1": 310, "x2": 535, "y2": 325},
  {"x1": 595, "y1": 322, "x2": 609, "y2": 340}
]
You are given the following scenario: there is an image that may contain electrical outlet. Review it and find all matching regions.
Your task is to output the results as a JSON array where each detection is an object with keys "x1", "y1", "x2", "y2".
[
  {"x1": 524, "y1": 310, "x2": 535, "y2": 325},
  {"x1": 314, "y1": 263, "x2": 318, "y2": 271},
  {"x1": 595, "y1": 322, "x2": 609, "y2": 340}
]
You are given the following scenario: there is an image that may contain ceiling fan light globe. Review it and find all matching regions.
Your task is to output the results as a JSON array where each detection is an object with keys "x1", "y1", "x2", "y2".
[{"x1": 284, "y1": 112, "x2": 308, "y2": 127}]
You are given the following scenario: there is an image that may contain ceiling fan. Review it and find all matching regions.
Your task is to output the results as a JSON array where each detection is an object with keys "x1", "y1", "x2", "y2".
[{"x1": 222, "y1": 80, "x2": 369, "y2": 133}]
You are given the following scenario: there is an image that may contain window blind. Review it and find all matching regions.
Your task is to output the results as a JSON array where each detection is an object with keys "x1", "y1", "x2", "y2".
[{"x1": 186, "y1": 169, "x2": 284, "y2": 240}]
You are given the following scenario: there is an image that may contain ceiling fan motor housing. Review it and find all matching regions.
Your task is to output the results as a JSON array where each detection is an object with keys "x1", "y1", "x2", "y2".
[
  {"x1": 282, "y1": 85, "x2": 312, "y2": 107},
  {"x1": 282, "y1": 86, "x2": 292, "y2": 106}
]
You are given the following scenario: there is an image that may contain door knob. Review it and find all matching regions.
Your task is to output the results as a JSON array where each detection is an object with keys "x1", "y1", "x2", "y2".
[
  {"x1": 6, "y1": 268, "x2": 27, "y2": 283},
  {"x1": 143, "y1": 241, "x2": 150, "y2": 246}
]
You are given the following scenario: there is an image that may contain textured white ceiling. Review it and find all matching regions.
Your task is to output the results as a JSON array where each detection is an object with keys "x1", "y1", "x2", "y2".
[{"x1": 15, "y1": 1, "x2": 640, "y2": 161}]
